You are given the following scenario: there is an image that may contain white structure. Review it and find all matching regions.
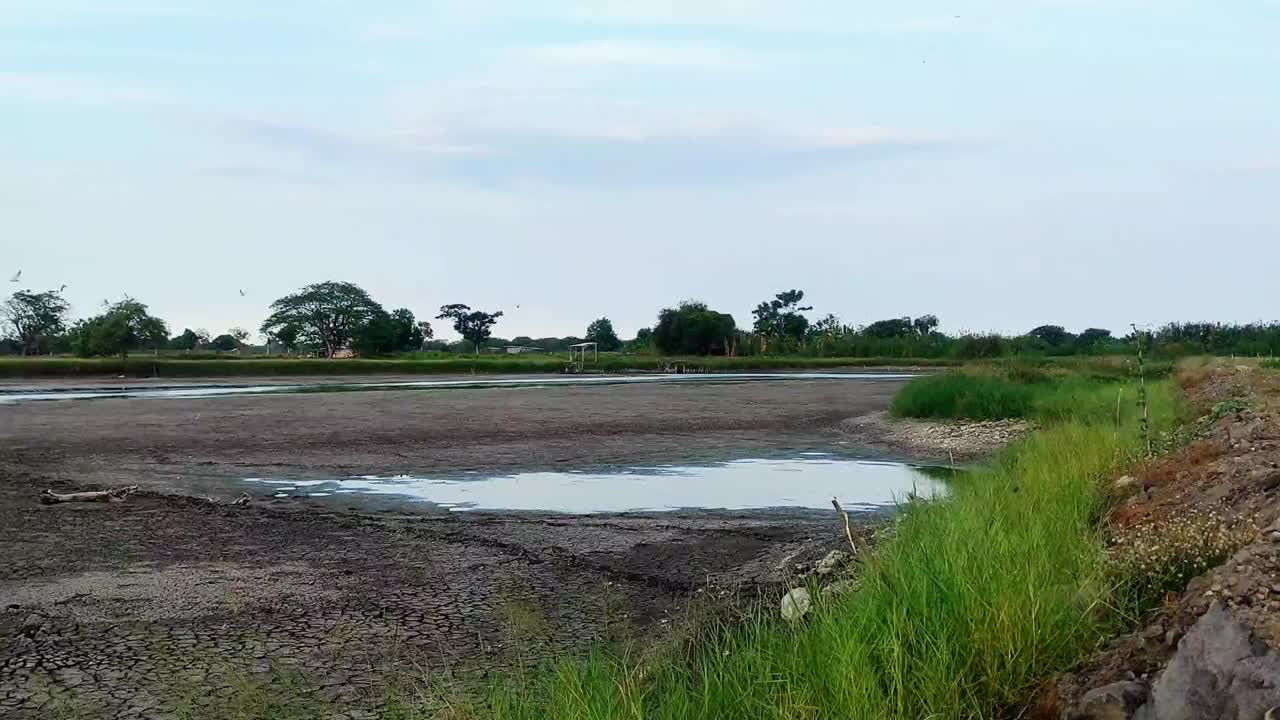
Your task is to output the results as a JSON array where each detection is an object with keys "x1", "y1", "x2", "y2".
[{"x1": 568, "y1": 341, "x2": 598, "y2": 363}]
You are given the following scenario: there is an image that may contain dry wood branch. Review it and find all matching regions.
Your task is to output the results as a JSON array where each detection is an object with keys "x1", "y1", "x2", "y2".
[
  {"x1": 39, "y1": 485, "x2": 138, "y2": 505},
  {"x1": 831, "y1": 497, "x2": 859, "y2": 554}
]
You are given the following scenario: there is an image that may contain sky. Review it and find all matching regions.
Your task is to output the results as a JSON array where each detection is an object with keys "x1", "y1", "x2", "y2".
[{"x1": 2, "y1": 0, "x2": 1279, "y2": 341}]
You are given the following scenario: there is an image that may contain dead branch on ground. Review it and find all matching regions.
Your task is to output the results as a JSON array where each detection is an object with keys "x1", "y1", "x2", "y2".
[{"x1": 39, "y1": 485, "x2": 138, "y2": 505}]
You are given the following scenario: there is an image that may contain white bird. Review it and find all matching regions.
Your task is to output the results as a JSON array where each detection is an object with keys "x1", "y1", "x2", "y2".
[
  {"x1": 8, "y1": 270, "x2": 19, "y2": 282},
  {"x1": 239, "y1": 289, "x2": 246, "y2": 297}
]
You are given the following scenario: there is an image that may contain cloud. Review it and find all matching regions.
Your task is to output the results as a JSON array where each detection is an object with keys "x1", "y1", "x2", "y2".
[
  {"x1": 223, "y1": 100, "x2": 975, "y2": 186},
  {"x1": 0, "y1": 71, "x2": 186, "y2": 106},
  {"x1": 517, "y1": 41, "x2": 749, "y2": 68}
]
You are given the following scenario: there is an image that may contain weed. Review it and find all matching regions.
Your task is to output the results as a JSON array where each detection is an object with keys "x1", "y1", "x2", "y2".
[{"x1": 1106, "y1": 511, "x2": 1255, "y2": 616}]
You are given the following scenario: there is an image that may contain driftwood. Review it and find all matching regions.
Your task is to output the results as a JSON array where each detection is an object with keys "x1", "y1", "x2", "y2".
[
  {"x1": 39, "y1": 485, "x2": 138, "y2": 505},
  {"x1": 230, "y1": 492, "x2": 251, "y2": 506}
]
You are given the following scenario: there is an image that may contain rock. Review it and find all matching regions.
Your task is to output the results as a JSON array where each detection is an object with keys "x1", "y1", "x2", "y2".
[
  {"x1": 820, "y1": 579, "x2": 860, "y2": 597},
  {"x1": 1113, "y1": 475, "x2": 1139, "y2": 491},
  {"x1": 19, "y1": 613, "x2": 44, "y2": 635},
  {"x1": 815, "y1": 550, "x2": 851, "y2": 576},
  {"x1": 1071, "y1": 681, "x2": 1148, "y2": 720},
  {"x1": 1135, "y1": 603, "x2": 1280, "y2": 720},
  {"x1": 780, "y1": 588, "x2": 811, "y2": 621},
  {"x1": 1250, "y1": 469, "x2": 1280, "y2": 490}
]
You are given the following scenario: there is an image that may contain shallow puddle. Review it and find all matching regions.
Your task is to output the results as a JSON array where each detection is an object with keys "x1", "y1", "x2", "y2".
[
  {"x1": 243, "y1": 453, "x2": 951, "y2": 514},
  {"x1": 0, "y1": 372, "x2": 915, "y2": 404}
]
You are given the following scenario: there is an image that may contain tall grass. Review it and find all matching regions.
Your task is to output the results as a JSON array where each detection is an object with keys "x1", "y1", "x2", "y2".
[
  {"x1": 891, "y1": 364, "x2": 1163, "y2": 423},
  {"x1": 479, "y1": 381, "x2": 1175, "y2": 720}
]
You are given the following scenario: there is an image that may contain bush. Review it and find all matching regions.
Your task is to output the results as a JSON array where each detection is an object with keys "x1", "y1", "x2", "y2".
[
  {"x1": 1106, "y1": 511, "x2": 1254, "y2": 615},
  {"x1": 891, "y1": 372, "x2": 1036, "y2": 420}
]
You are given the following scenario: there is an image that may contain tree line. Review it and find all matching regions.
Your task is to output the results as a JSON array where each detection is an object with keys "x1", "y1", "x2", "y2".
[{"x1": 4, "y1": 281, "x2": 1279, "y2": 360}]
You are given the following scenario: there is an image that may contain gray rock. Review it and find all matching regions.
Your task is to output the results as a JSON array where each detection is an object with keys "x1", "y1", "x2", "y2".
[
  {"x1": 1113, "y1": 475, "x2": 1139, "y2": 491},
  {"x1": 1071, "y1": 681, "x2": 1149, "y2": 720},
  {"x1": 780, "y1": 588, "x2": 811, "y2": 621},
  {"x1": 815, "y1": 550, "x2": 851, "y2": 576},
  {"x1": 1134, "y1": 603, "x2": 1280, "y2": 720}
]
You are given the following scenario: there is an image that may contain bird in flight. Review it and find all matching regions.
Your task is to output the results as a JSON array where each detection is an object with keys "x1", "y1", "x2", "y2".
[
  {"x1": 59, "y1": 284, "x2": 67, "y2": 292},
  {"x1": 8, "y1": 270, "x2": 20, "y2": 282},
  {"x1": 239, "y1": 289, "x2": 246, "y2": 297}
]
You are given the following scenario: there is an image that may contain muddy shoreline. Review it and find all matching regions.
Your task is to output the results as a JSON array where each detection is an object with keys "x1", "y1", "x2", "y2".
[{"x1": 0, "y1": 375, "x2": 955, "y2": 717}]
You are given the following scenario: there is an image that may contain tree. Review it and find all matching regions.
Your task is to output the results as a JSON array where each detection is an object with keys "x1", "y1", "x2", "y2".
[
  {"x1": 813, "y1": 314, "x2": 845, "y2": 335},
  {"x1": 585, "y1": 317, "x2": 622, "y2": 351},
  {"x1": 912, "y1": 314, "x2": 940, "y2": 336},
  {"x1": 72, "y1": 297, "x2": 169, "y2": 358},
  {"x1": 273, "y1": 324, "x2": 301, "y2": 354},
  {"x1": 390, "y1": 308, "x2": 427, "y2": 351},
  {"x1": 864, "y1": 317, "x2": 914, "y2": 339},
  {"x1": 751, "y1": 289, "x2": 813, "y2": 351},
  {"x1": 210, "y1": 334, "x2": 239, "y2": 351},
  {"x1": 351, "y1": 309, "x2": 398, "y2": 356},
  {"x1": 170, "y1": 328, "x2": 200, "y2": 351},
  {"x1": 1076, "y1": 327, "x2": 1113, "y2": 351},
  {"x1": 653, "y1": 301, "x2": 736, "y2": 355},
  {"x1": 229, "y1": 327, "x2": 251, "y2": 346},
  {"x1": 437, "y1": 304, "x2": 503, "y2": 355},
  {"x1": 260, "y1": 281, "x2": 385, "y2": 358},
  {"x1": 2, "y1": 289, "x2": 71, "y2": 355},
  {"x1": 1028, "y1": 324, "x2": 1072, "y2": 347}
]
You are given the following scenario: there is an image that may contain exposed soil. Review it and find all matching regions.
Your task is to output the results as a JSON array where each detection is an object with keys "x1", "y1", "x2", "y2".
[
  {"x1": 1049, "y1": 362, "x2": 1280, "y2": 717},
  {"x1": 0, "y1": 375, "x2": 946, "y2": 718}
]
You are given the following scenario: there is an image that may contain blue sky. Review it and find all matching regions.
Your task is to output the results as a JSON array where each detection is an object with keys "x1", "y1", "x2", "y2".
[{"x1": 3, "y1": 0, "x2": 1278, "y2": 340}]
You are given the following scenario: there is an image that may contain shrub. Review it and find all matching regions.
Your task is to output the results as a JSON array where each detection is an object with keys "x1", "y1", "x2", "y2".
[
  {"x1": 1106, "y1": 511, "x2": 1254, "y2": 615},
  {"x1": 891, "y1": 372, "x2": 1035, "y2": 420}
]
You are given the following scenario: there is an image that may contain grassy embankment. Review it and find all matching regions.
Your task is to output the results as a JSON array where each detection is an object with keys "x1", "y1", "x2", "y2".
[
  {"x1": 470, "y1": 368, "x2": 1178, "y2": 720},
  {"x1": 0, "y1": 354, "x2": 1159, "y2": 379}
]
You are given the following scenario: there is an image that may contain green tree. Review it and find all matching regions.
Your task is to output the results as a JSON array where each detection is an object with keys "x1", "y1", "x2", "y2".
[
  {"x1": 351, "y1": 309, "x2": 398, "y2": 356},
  {"x1": 389, "y1": 308, "x2": 428, "y2": 351},
  {"x1": 437, "y1": 304, "x2": 503, "y2": 355},
  {"x1": 72, "y1": 297, "x2": 169, "y2": 358},
  {"x1": 585, "y1": 317, "x2": 622, "y2": 351},
  {"x1": 653, "y1": 301, "x2": 736, "y2": 355},
  {"x1": 229, "y1": 327, "x2": 251, "y2": 347},
  {"x1": 261, "y1": 281, "x2": 385, "y2": 358},
  {"x1": 912, "y1": 314, "x2": 940, "y2": 336},
  {"x1": 210, "y1": 334, "x2": 238, "y2": 351},
  {"x1": 1076, "y1": 327, "x2": 1113, "y2": 352},
  {"x1": 1028, "y1": 324, "x2": 1072, "y2": 347},
  {"x1": 864, "y1": 317, "x2": 915, "y2": 338},
  {"x1": 751, "y1": 289, "x2": 813, "y2": 351},
  {"x1": 2, "y1": 289, "x2": 71, "y2": 355},
  {"x1": 170, "y1": 328, "x2": 200, "y2": 351},
  {"x1": 272, "y1": 324, "x2": 301, "y2": 354}
]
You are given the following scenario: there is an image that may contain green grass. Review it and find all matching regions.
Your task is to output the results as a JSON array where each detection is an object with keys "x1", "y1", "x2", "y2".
[
  {"x1": 0, "y1": 355, "x2": 957, "y2": 378},
  {"x1": 890, "y1": 372, "x2": 1036, "y2": 420},
  {"x1": 476, "y1": 379, "x2": 1177, "y2": 720},
  {"x1": 890, "y1": 361, "x2": 1166, "y2": 423},
  {"x1": 1263, "y1": 358, "x2": 1280, "y2": 370}
]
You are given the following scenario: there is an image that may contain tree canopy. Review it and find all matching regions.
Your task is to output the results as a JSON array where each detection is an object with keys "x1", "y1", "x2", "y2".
[
  {"x1": 210, "y1": 334, "x2": 239, "y2": 351},
  {"x1": 654, "y1": 301, "x2": 736, "y2": 355},
  {"x1": 170, "y1": 328, "x2": 201, "y2": 351},
  {"x1": 1028, "y1": 324, "x2": 1072, "y2": 347},
  {"x1": 437, "y1": 304, "x2": 503, "y2": 355},
  {"x1": 751, "y1": 289, "x2": 812, "y2": 349},
  {"x1": 260, "y1": 281, "x2": 385, "y2": 358},
  {"x1": 2, "y1": 289, "x2": 70, "y2": 355},
  {"x1": 72, "y1": 298, "x2": 169, "y2": 358},
  {"x1": 585, "y1": 317, "x2": 622, "y2": 351}
]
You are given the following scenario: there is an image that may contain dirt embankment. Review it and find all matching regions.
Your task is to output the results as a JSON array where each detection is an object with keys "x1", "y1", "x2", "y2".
[{"x1": 1052, "y1": 363, "x2": 1280, "y2": 719}]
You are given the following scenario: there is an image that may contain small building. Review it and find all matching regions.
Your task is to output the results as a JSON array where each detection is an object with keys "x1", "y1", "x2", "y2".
[{"x1": 504, "y1": 346, "x2": 542, "y2": 354}]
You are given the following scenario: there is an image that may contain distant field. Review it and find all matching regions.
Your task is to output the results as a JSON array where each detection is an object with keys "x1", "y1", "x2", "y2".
[{"x1": 0, "y1": 354, "x2": 959, "y2": 378}]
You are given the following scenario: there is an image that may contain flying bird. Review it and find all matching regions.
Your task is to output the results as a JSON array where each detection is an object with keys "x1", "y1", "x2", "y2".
[
  {"x1": 8, "y1": 270, "x2": 19, "y2": 282},
  {"x1": 239, "y1": 289, "x2": 246, "y2": 297},
  {"x1": 59, "y1": 284, "x2": 67, "y2": 292}
]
